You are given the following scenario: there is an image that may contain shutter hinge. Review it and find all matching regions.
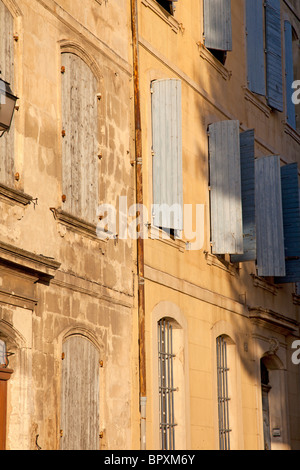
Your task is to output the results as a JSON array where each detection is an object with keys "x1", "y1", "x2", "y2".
[
  {"x1": 62, "y1": 352, "x2": 65, "y2": 360},
  {"x1": 99, "y1": 360, "x2": 104, "y2": 368},
  {"x1": 60, "y1": 430, "x2": 63, "y2": 438}
]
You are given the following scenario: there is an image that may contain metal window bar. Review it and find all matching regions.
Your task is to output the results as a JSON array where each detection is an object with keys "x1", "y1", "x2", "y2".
[
  {"x1": 216, "y1": 336, "x2": 231, "y2": 450},
  {"x1": 158, "y1": 319, "x2": 177, "y2": 450}
]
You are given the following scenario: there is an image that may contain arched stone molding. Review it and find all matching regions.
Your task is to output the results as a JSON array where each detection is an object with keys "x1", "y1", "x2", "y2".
[
  {"x1": 211, "y1": 320, "x2": 244, "y2": 450},
  {"x1": 1, "y1": 0, "x2": 22, "y2": 18},
  {"x1": 150, "y1": 301, "x2": 190, "y2": 450},
  {"x1": 59, "y1": 39, "x2": 103, "y2": 83}
]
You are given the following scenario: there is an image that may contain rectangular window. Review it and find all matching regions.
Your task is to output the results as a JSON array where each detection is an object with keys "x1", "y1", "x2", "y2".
[
  {"x1": 158, "y1": 319, "x2": 176, "y2": 450},
  {"x1": 216, "y1": 336, "x2": 231, "y2": 450},
  {"x1": 203, "y1": 0, "x2": 232, "y2": 64},
  {"x1": 156, "y1": 0, "x2": 177, "y2": 15}
]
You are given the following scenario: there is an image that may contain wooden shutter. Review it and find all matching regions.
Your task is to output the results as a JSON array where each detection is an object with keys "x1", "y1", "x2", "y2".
[
  {"x1": 245, "y1": 0, "x2": 266, "y2": 96},
  {"x1": 255, "y1": 155, "x2": 285, "y2": 277},
  {"x1": 0, "y1": 2, "x2": 15, "y2": 187},
  {"x1": 209, "y1": 120, "x2": 243, "y2": 255},
  {"x1": 151, "y1": 79, "x2": 183, "y2": 231},
  {"x1": 203, "y1": 0, "x2": 232, "y2": 51},
  {"x1": 265, "y1": 0, "x2": 283, "y2": 112},
  {"x1": 275, "y1": 163, "x2": 300, "y2": 283},
  {"x1": 284, "y1": 21, "x2": 296, "y2": 129},
  {"x1": 231, "y1": 130, "x2": 256, "y2": 263},
  {"x1": 61, "y1": 53, "x2": 99, "y2": 224},
  {"x1": 60, "y1": 335, "x2": 100, "y2": 450}
]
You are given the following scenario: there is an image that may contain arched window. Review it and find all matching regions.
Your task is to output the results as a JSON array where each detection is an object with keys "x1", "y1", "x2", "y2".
[{"x1": 61, "y1": 52, "x2": 99, "y2": 224}]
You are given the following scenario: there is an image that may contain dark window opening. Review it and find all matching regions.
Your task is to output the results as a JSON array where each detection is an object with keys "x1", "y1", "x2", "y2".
[
  {"x1": 156, "y1": 0, "x2": 174, "y2": 15},
  {"x1": 208, "y1": 49, "x2": 227, "y2": 65}
]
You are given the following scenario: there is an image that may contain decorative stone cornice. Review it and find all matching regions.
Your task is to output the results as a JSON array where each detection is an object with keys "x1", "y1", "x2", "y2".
[
  {"x1": 249, "y1": 306, "x2": 299, "y2": 336},
  {"x1": 0, "y1": 183, "x2": 33, "y2": 206}
]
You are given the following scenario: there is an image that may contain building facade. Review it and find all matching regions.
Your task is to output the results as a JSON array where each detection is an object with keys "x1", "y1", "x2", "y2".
[{"x1": 0, "y1": 0, "x2": 300, "y2": 451}]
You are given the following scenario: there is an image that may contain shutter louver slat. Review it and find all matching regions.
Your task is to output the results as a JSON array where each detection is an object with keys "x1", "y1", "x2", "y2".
[
  {"x1": 245, "y1": 0, "x2": 266, "y2": 96},
  {"x1": 203, "y1": 0, "x2": 232, "y2": 52},
  {"x1": 265, "y1": 0, "x2": 284, "y2": 112},
  {"x1": 209, "y1": 120, "x2": 243, "y2": 255},
  {"x1": 152, "y1": 79, "x2": 183, "y2": 232},
  {"x1": 231, "y1": 129, "x2": 256, "y2": 263},
  {"x1": 275, "y1": 163, "x2": 300, "y2": 284},
  {"x1": 255, "y1": 155, "x2": 286, "y2": 277}
]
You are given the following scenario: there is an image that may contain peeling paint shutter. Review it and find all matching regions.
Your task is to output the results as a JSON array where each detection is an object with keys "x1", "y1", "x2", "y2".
[
  {"x1": 275, "y1": 163, "x2": 300, "y2": 283},
  {"x1": 61, "y1": 53, "x2": 99, "y2": 224},
  {"x1": 231, "y1": 129, "x2": 256, "y2": 263},
  {"x1": 245, "y1": 0, "x2": 266, "y2": 96},
  {"x1": 0, "y1": 2, "x2": 14, "y2": 186},
  {"x1": 209, "y1": 120, "x2": 243, "y2": 255},
  {"x1": 255, "y1": 155, "x2": 285, "y2": 277},
  {"x1": 203, "y1": 0, "x2": 232, "y2": 51},
  {"x1": 265, "y1": 0, "x2": 283, "y2": 112},
  {"x1": 60, "y1": 336, "x2": 100, "y2": 450},
  {"x1": 151, "y1": 79, "x2": 183, "y2": 231},
  {"x1": 284, "y1": 21, "x2": 296, "y2": 129}
]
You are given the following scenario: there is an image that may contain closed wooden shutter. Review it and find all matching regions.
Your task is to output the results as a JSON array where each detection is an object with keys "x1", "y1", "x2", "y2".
[
  {"x1": 284, "y1": 21, "x2": 296, "y2": 129},
  {"x1": 151, "y1": 79, "x2": 183, "y2": 231},
  {"x1": 203, "y1": 0, "x2": 232, "y2": 51},
  {"x1": 255, "y1": 155, "x2": 285, "y2": 277},
  {"x1": 61, "y1": 53, "x2": 99, "y2": 224},
  {"x1": 60, "y1": 335, "x2": 100, "y2": 450},
  {"x1": 0, "y1": 1, "x2": 15, "y2": 187},
  {"x1": 231, "y1": 129, "x2": 256, "y2": 263},
  {"x1": 208, "y1": 120, "x2": 243, "y2": 255},
  {"x1": 265, "y1": 0, "x2": 283, "y2": 112},
  {"x1": 245, "y1": 0, "x2": 266, "y2": 96},
  {"x1": 275, "y1": 163, "x2": 300, "y2": 283}
]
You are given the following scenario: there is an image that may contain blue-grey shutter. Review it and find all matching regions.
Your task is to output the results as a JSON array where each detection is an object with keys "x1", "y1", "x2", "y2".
[
  {"x1": 255, "y1": 155, "x2": 286, "y2": 277},
  {"x1": 284, "y1": 21, "x2": 296, "y2": 129},
  {"x1": 231, "y1": 130, "x2": 256, "y2": 263},
  {"x1": 245, "y1": 0, "x2": 266, "y2": 96},
  {"x1": 265, "y1": 0, "x2": 283, "y2": 112},
  {"x1": 209, "y1": 120, "x2": 243, "y2": 255},
  {"x1": 203, "y1": 0, "x2": 232, "y2": 51},
  {"x1": 151, "y1": 79, "x2": 183, "y2": 231},
  {"x1": 275, "y1": 163, "x2": 300, "y2": 283}
]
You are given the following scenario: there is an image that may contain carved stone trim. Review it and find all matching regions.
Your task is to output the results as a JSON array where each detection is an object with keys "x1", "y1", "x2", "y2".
[
  {"x1": 147, "y1": 224, "x2": 186, "y2": 252},
  {"x1": 249, "y1": 307, "x2": 299, "y2": 335},
  {"x1": 251, "y1": 274, "x2": 280, "y2": 296},
  {"x1": 284, "y1": 123, "x2": 300, "y2": 145},
  {"x1": 0, "y1": 241, "x2": 60, "y2": 283},
  {"x1": 141, "y1": 0, "x2": 180, "y2": 33},
  {"x1": 243, "y1": 87, "x2": 271, "y2": 118},
  {"x1": 197, "y1": 42, "x2": 232, "y2": 81},
  {"x1": 51, "y1": 208, "x2": 108, "y2": 243},
  {"x1": 205, "y1": 252, "x2": 238, "y2": 277},
  {"x1": 0, "y1": 183, "x2": 33, "y2": 206}
]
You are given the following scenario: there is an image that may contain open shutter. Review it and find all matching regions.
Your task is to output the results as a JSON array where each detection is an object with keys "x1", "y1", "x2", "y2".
[
  {"x1": 231, "y1": 129, "x2": 256, "y2": 263},
  {"x1": 275, "y1": 163, "x2": 300, "y2": 283},
  {"x1": 245, "y1": 0, "x2": 266, "y2": 96},
  {"x1": 255, "y1": 155, "x2": 285, "y2": 277},
  {"x1": 151, "y1": 79, "x2": 183, "y2": 231},
  {"x1": 265, "y1": 0, "x2": 283, "y2": 112},
  {"x1": 0, "y1": 2, "x2": 15, "y2": 187},
  {"x1": 284, "y1": 21, "x2": 296, "y2": 129},
  {"x1": 209, "y1": 120, "x2": 243, "y2": 255},
  {"x1": 61, "y1": 53, "x2": 99, "y2": 224},
  {"x1": 203, "y1": 0, "x2": 232, "y2": 51}
]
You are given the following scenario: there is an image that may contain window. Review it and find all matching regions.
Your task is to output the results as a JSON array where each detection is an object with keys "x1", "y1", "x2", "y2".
[
  {"x1": 151, "y1": 79, "x2": 183, "y2": 236},
  {"x1": 156, "y1": 0, "x2": 177, "y2": 15},
  {"x1": 203, "y1": 0, "x2": 232, "y2": 64},
  {"x1": 284, "y1": 21, "x2": 299, "y2": 131},
  {"x1": 61, "y1": 52, "x2": 99, "y2": 225},
  {"x1": 245, "y1": 0, "x2": 283, "y2": 112},
  {"x1": 0, "y1": 0, "x2": 15, "y2": 187},
  {"x1": 158, "y1": 319, "x2": 176, "y2": 450},
  {"x1": 216, "y1": 336, "x2": 231, "y2": 450}
]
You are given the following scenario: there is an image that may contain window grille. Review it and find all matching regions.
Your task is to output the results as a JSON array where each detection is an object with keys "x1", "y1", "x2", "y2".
[
  {"x1": 158, "y1": 319, "x2": 177, "y2": 450},
  {"x1": 216, "y1": 336, "x2": 231, "y2": 450}
]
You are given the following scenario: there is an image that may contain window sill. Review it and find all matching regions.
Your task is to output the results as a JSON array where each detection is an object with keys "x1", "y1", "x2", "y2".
[
  {"x1": 141, "y1": 0, "x2": 180, "y2": 33},
  {"x1": 293, "y1": 293, "x2": 300, "y2": 306},
  {"x1": 204, "y1": 252, "x2": 238, "y2": 276},
  {"x1": 51, "y1": 208, "x2": 107, "y2": 243},
  {"x1": 197, "y1": 42, "x2": 232, "y2": 81},
  {"x1": 147, "y1": 224, "x2": 186, "y2": 252},
  {"x1": 0, "y1": 183, "x2": 33, "y2": 206},
  {"x1": 243, "y1": 87, "x2": 271, "y2": 118},
  {"x1": 251, "y1": 274, "x2": 280, "y2": 296},
  {"x1": 284, "y1": 122, "x2": 300, "y2": 145}
]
